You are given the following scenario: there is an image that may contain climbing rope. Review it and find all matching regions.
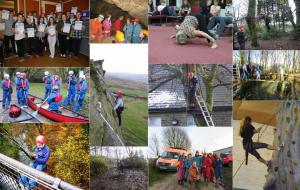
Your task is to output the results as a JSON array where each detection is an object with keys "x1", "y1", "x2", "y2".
[{"x1": 233, "y1": 110, "x2": 280, "y2": 178}]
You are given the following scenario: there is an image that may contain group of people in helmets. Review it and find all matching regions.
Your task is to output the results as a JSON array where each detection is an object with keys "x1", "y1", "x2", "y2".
[
  {"x1": 1, "y1": 72, "x2": 29, "y2": 109},
  {"x1": 42, "y1": 70, "x2": 88, "y2": 113},
  {"x1": 0, "y1": 70, "x2": 88, "y2": 114}
]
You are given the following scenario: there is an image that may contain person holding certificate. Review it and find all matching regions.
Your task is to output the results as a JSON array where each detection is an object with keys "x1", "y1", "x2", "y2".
[
  {"x1": 36, "y1": 17, "x2": 47, "y2": 56},
  {"x1": 12, "y1": 13, "x2": 26, "y2": 62},
  {"x1": 56, "y1": 14, "x2": 70, "y2": 58},
  {"x1": 70, "y1": 12, "x2": 85, "y2": 58},
  {"x1": 25, "y1": 17, "x2": 38, "y2": 57},
  {"x1": 46, "y1": 17, "x2": 57, "y2": 59}
]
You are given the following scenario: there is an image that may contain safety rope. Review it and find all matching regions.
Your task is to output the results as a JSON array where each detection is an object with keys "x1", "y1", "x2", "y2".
[{"x1": 233, "y1": 110, "x2": 279, "y2": 178}]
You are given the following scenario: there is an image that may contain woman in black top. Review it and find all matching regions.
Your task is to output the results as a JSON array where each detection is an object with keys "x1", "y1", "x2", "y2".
[{"x1": 239, "y1": 116, "x2": 283, "y2": 166}]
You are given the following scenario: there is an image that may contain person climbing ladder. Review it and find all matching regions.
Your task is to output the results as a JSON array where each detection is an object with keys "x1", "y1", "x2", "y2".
[
  {"x1": 239, "y1": 116, "x2": 284, "y2": 166},
  {"x1": 187, "y1": 72, "x2": 198, "y2": 108},
  {"x1": 113, "y1": 90, "x2": 124, "y2": 127}
]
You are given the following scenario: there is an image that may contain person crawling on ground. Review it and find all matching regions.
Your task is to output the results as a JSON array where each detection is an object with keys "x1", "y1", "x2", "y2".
[{"x1": 171, "y1": 14, "x2": 218, "y2": 48}]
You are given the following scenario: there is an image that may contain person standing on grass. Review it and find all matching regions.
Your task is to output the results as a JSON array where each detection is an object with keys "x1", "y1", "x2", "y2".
[
  {"x1": 46, "y1": 17, "x2": 57, "y2": 59},
  {"x1": 178, "y1": 152, "x2": 186, "y2": 185},
  {"x1": 239, "y1": 116, "x2": 284, "y2": 166},
  {"x1": 12, "y1": 13, "x2": 26, "y2": 62},
  {"x1": 112, "y1": 90, "x2": 124, "y2": 127},
  {"x1": 4, "y1": 11, "x2": 16, "y2": 57},
  {"x1": 18, "y1": 73, "x2": 29, "y2": 108},
  {"x1": 52, "y1": 75, "x2": 62, "y2": 91},
  {"x1": 184, "y1": 153, "x2": 193, "y2": 182},
  {"x1": 42, "y1": 71, "x2": 53, "y2": 100},
  {"x1": 70, "y1": 12, "x2": 85, "y2": 59},
  {"x1": 73, "y1": 74, "x2": 88, "y2": 113},
  {"x1": 63, "y1": 70, "x2": 77, "y2": 106},
  {"x1": 56, "y1": 14, "x2": 70, "y2": 58},
  {"x1": 214, "y1": 154, "x2": 224, "y2": 187},
  {"x1": 15, "y1": 72, "x2": 21, "y2": 105},
  {"x1": 1, "y1": 74, "x2": 13, "y2": 110}
]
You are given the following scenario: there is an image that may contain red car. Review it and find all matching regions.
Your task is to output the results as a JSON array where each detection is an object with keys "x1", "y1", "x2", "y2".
[{"x1": 221, "y1": 153, "x2": 232, "y2": 166}]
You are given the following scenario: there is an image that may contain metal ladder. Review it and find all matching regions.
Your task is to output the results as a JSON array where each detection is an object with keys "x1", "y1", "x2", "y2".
[
  {"x1": 232, "y1": 64, "x2": 241, "y2": 95},
  {"x1": 195, "y1": 95, "x2": 215, "y2": 127}
]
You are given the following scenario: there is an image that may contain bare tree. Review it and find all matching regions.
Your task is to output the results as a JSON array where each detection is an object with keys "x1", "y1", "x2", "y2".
[
  {"x1": 161, "y1": 128, "x2": 191, "y2": 150},
  {"x1": 149, "y1": 133, "x2": 161, "y2": 157}
]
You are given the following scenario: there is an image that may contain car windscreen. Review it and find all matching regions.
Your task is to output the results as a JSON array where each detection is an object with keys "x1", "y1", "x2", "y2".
[{"x1": 161, "y1": 152, "x2": 179, "y2": 159}]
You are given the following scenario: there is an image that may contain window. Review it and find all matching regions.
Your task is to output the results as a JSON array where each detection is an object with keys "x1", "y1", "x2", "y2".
[{"x1": 148, "y1": 117, "x2": 161, "y2": 127}]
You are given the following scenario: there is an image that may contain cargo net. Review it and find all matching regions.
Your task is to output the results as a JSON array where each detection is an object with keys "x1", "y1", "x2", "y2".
[{"x1": 0, "y1": 159, "x2": 59, "y2": 190}]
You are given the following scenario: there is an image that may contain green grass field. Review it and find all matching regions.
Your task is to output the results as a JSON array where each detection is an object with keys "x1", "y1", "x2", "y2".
[
  {"x1": 108, "y1": 82, "x2": 148, "y2": 146},
  {"x1": 28, "y1": 83, "x2": 89, "y2": 116}
]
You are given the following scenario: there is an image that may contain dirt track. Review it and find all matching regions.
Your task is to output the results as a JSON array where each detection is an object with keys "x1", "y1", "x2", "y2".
[{"x1": 149, "y1": 173, "x2": 224, "y2": 190}]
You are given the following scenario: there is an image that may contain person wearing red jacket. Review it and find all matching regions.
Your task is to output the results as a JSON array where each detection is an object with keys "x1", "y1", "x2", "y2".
[
  {"x1": 207, "y1": 153, "x2": 214, "y2": 182},
  {"x1": 202, "y1": 153, "x2": 208, "y2": 182},
  {"x1": 114, "y1": 16, "x2": 124, "y2": 33}
]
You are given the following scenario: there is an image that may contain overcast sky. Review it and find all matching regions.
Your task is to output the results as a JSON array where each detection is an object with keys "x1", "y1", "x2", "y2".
[
  {"x1": 90, "y1": 44, "x2": 148, "y2": 74},
  {"x1": 148, "y1": 127, "x2": 233, "y2": 157}
]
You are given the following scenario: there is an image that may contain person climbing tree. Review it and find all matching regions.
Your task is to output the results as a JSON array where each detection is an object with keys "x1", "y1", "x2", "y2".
[
  {"x1": 1, "y1": 74, "x2": 13, "y2": 110},
  {"x1": 42, "y1": 71, "x2": 53, "y2": 100},
  {"x1": 47, "y1": 85, "x2": 63, "y2": 113},
  {"x1": 113, "y1": 90, "x2": 124, "y2": 127},
  {"x1": 239, "y1": 116, "x2": 284, "y2": 166},
  {"x1": 19, "y1": 135, "x2": 50, "y2": 190},
  {"x1": 187, "y1": 72, "x2": 198, "y2": 108}
]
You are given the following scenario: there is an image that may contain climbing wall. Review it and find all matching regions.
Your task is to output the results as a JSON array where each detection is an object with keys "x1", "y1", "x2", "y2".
[
  {"x1": 264, "y1": 101, "x2": 300, "y2": 190},
  {"x1": 90, "y1": 60, "x2": 123, "y2": 146}
]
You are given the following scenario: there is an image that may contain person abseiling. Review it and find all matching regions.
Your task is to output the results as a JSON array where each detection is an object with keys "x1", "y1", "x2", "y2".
[
  {"x1": 63, "y1": 70, "x2": 77, "y2": 106},
  {"x1": 18, "y1": 73, "x2": 30, "y2": 108},
  {"x1": 187, "y1": 72, "x2": 198, "y2": 108},
  {"x1": 113, "y1": 90, "x2": 124, "y2": 127},
  {"x1": 19, "y1": 135, "x2": 50, "y2": 190},
  {"x1": 1, "y1": 74, "x2": 13, "y2": 110},
  {"x1": 42, "y1": 71, "x2": 53, "y2": 100},
  {"x1": 239, "y1": 116, "x2": 284, "y2": 166},
  {"x1": 73, "y1": 74, "x2": 88, "y2": 113},
  {"x1": 47, "y1": 85, "x2": 62, "y2": 113}
]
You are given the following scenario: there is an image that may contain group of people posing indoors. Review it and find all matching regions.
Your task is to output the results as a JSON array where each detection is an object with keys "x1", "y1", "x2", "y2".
[
  {"x1": 90, "y1": 14, "x2": 148, "y2": 43},
  {"x1": 178, "y1": 151, "x2": 225, "y2": 188},
  {"x1": 150, "y1": 0, "x2": 233, "y2": 48},
  {"x1": 0, "y1": 9, "x2": 86, "y2": 63},
  {"x1": 1, "y1": 71, "x2": 88, "y2": 114}
]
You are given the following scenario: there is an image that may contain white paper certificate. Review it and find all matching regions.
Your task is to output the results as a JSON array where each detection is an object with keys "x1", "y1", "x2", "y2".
[
  {"x1": 56, "y1": 4, "x2": 62, "y2": 12},
  {"x1": 74, "y1": 21, "x2": 82, "y2": 31},
  {"x1": 15, "y1": 23, "x2": 25, "y2": 34},
  {"x1": 28, "y1": 16, "x2": 34, "y2": 22},
  {"x1": 71, "y1": 7, "x2": 78, "y2": 14},
  {"x1": 2, "y1": 10, "x2": 9, "y2": 20},
  {"x1": 38, "y1": 24, "x2": 46, "y2": 32},
  {"x1": 63, "y1": 23, "x2": 71, "y2": 33},
  {"x1": 48, "y1": 26, "x2": 56, "y2": 35},
  {"x1": 0, "y1": 23, "x2": 5, "y2": 31},
  {"x1": 27, "y1": 28, "x2": 35, "y2": 38}
]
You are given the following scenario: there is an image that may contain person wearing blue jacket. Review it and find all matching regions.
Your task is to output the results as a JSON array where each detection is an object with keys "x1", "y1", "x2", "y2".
[
  {"x1": 20, "y1": 135, "x2": 50, "y2": 190},
  {"x1": 73, "y1": 74, "x2": 88, "y2": 113},
  {"x1": 132, "y1": 18, "x2": 142, "y2": 43},
  {"x1": 184, "y1": 153, "x2": 193, "y2": 181},
  {"x1": 214, "y1": 154, "x2": 224, "y2": 187},
  {"x1": 17, "y1": 73, "x2": 30, "y2": 108},
  {"x1": 192, "y1": 150, "x2": 203, "y2": 175},
  {"x1": 1, "y1": 74, "x2": 13, "y2": 110},
  {"x1": 52, "y1": 75, "x2": 62, "y2": 91},
  {"x1": 47, "y1": 85, "x2": 62, "y2": 113},
  {"x1": 123, "y1": 18, "x2": 133, "y2": 43},
  {"x1": 63, "y1": 70, "x2": 77, "y2": 106},
  {"x1": 42, "y1": 71, "x2": 53, "y2": 100},
  {"x1": 15, "y1": 72, "x2": 21, "y2": 105}
]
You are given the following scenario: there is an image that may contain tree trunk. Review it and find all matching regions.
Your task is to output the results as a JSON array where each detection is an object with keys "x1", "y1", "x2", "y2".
[
  {"x1": 294, "y1": 0, "x2": 300, "y2": 39},
  {"x1": 246, "y1": 0, "x2": 259, "y2": 47}
]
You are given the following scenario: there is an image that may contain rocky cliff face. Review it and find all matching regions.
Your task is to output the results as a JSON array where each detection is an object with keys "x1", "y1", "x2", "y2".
[
  {"x1": 264, "y1": 101, "x2": 300, "y2": 190},
  {"x1": 90, "y1": 60, "x2": 124, "y2": 146},
  {"x1": 91, "y1": 0, "x2": 148, "y2": 26}
]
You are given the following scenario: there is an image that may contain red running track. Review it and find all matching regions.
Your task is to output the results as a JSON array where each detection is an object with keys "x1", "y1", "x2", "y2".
[{"x1": 149, "y1": 25, "x2": 232, "y2": 64}]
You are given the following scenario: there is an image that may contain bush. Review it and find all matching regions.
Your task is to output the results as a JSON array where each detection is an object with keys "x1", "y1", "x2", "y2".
[
  {"x1": 90, "y1": 156, "x2": 108, "y2": 177},
  {"x1": 122, "y1": 156, "x2": 147, "y2": 170}
]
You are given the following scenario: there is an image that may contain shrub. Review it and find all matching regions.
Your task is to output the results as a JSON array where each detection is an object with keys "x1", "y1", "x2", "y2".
[{"x1": 90, "y1": 156, "x2": 108, "y2": 177}]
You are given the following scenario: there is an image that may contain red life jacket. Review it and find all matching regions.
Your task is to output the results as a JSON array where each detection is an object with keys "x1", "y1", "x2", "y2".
[
  {"x1": 77, "y1": 82, "x2": 82, "y2": 91},
  {"x1": 54, "y1": 93, "x2": 62, "y2": 102},
  {"x1": 54, "y1": 80, "x2": 58, "y2": 86},
  {"x1": 5, "y1": 80, "x2": 10, "y2": 88},
  {"x1": 22, "y1": 80, "x2": 27, "y2": 88}
]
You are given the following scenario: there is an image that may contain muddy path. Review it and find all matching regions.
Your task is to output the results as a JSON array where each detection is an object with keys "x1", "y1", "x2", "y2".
[
  {"x1": 90, "y1": 168, "x2": 148, "y2": 190},
  {"x1": 149, "y1": 173, "x2": 225, "y2": 190}
]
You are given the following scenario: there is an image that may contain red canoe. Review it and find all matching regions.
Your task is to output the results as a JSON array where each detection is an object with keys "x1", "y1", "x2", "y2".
[{"x1": 27, "y1": 94, "x2": 89, "y2": 123}]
